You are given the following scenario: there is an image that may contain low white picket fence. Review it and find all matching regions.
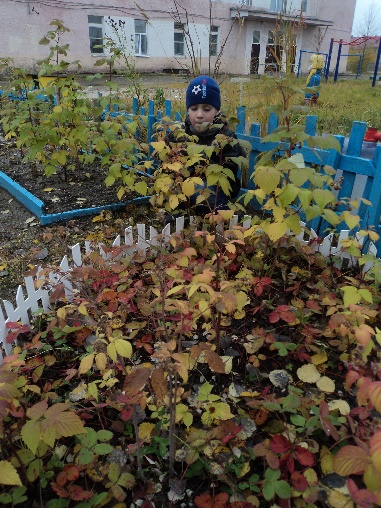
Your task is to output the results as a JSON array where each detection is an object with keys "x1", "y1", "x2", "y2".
[{"x1": 0, "y1": 215, "x2": 376, "y2": 362}]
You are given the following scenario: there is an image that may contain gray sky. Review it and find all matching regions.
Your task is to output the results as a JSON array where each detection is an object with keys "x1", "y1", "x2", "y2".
[{"x1": 352, "y1": 0, "x2": 381, "y2": 35}]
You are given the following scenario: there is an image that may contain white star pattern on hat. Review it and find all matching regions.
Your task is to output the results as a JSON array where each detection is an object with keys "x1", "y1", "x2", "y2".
[{"x1": 192, "y1": 85, "x2": 202, "y2": 95}]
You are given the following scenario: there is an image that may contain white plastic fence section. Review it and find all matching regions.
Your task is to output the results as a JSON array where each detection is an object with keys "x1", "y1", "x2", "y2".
[{"x1": 0, "y1": 218, "x2": 376, "y2": 363}]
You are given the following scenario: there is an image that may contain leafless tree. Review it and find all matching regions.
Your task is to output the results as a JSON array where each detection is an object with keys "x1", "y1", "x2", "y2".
[
  {"x1": 353, "y1": 0, "x2": 381, "y2": 37},
  {"x1": 351, "y1": 1, "x2": 381, "y2": 73}
]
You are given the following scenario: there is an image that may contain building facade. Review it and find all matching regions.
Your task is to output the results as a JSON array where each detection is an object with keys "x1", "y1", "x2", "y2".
[{"x1": 1, "y1": 0, "x2": 356, "y2": 76}]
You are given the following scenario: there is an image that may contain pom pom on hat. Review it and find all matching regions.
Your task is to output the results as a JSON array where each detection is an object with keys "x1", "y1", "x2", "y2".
[{"x1": 186, "y1": 75, "x2": 221, "y2": 111}]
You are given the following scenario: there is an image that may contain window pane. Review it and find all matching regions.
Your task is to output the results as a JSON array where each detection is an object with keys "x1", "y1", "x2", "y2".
[
  {"x1": 135, "y1": 19, "x2": 146, "y2": 33},
  {"x1": 88, "y1": 15, "x2": 102, "y2": 24},
  {"x1": 90, "y1": 39, "x2": 103, "y2": 53},
  {"x1": 253, "y1": 30, "x2": 260, "y2": 44},
  {"x1": 89, "y1": 26, "x2": 103, "y2": 38},
  {"x1": 135, "y1": 34, "x2": 140, "y2": 53},
  {"x1": 174, "y1": 42, "x2": 184, "y2": 55},
  {"x1": 174, "y1": 22, "x2": 184, "y2": 30}
]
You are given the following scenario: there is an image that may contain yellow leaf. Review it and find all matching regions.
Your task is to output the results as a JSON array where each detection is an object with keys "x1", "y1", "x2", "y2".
[
  {"x1": 327, "y1": 491, "x2": 354, "y2": 508},
  {"x1": 341, "y1": 211, "x2": 360, "y2": 230},
  {"x1": 0, "y1": 460, "x2": 22, "y2": 486},
  {"x1": 135, "y1": 181, "x2": 147, "y2": 196},
  {"x1": 169, "y1": 194, "x2": 179, "y2": 210},
  {"x1": 328, "y1": 399, "x2": 350, "y2": 415},
  {"x1": 237, "y1": 461, "x2": 251, "y2": 478},
  {"x1": 78, "y1": 304, "x2": 88, "y2": 316},
  {"x1": 56, "y1": 307, "x2": 66, "y2": 319},
  {"x1": 265, "y1": 221, "x2": 288, "y2": 242},
  {"x1": 115, "y1": 338, "x2": 133, "y2": 359},
  {"x1": 182, "y1": 179, "x2": 195, "y2": 197},
  {"x1": 311, "y1": 352, "x2": 328, "y2": 365},
  {"x1": 151, "y1": 141, "x2": 166, "y2": 152},
  {"x1": 320, "y1": 445, "x2": 334, "y2": 475},
  {"x1": 95, "y1": 352, "x2": 107, "y2": 371},
  {"x1": 254, "y1": 166, "x2": 280, "y2": 194},
  {"x1": 78, "y1": 354, "x2": 95, "y2": 375},
  {"x1": 296, "y1": 364, "x2": 321, "y2": 383},
  {"x1": 316, "y1": 376, "x2": 335, "y2": 393},
  {"x1": 138, "y1": 422, "x2": 155, "y2": 442},
  {"x1": 43, "y1": 187, "x2": 54, "y2": 192}
]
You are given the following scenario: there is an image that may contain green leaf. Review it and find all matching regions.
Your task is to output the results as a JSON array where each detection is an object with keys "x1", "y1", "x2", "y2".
[
  {"x1": 93, "y1": 443, "x2": 114, "y2": 455},
  {"x1": 274, "y1": 480, "x2": 292, "y2": 499},
  {"x1": 97, "y1": 430, "x2": 113, "y2": 442},
  {"x1": 78, "y1": 447, "x2": 95, "y2": 465},
  {"x1": 263, "y1": 482, "x2": 275, "y2": 501}
]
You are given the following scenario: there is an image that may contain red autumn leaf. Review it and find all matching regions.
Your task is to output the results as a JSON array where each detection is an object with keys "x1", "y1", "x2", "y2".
[
  {"x1": 291, "y1": 471, "x2": 309, "y2": 492},
  {"x1": 347, "y1": 479, "x2": 377, "y2": 508},
  {"x1": 270, "y1": 434, "x2": 291, "y2": 453},
  {"x1": 279, "y1": 310, "x2": 296, "y2": 323},
  {"x1": 67, "y1": 484, "x2": 94, "y2": 501},
  {"x1": 306, "y1": 300, "x2": 321, "y2": 311},
  {"x1": 51, "y1": 483, "x2": 69, "y2": 498},
  {"x1": 268, "y1": 311, "x2": 280, "y2": 323},
  {"x1": 280, "y1": 452, "x2": 295, "y2": 474},
  {"x1": 345, "y1": 370, "x2": 360, "y2": 391},
  {"x1": 195, "y1": 492, "x2": 229, "y2": 508},
  {"x1": 294, "y1": 446, "x2": 315, "y2": 466},
  {"x1": 56, "y1": 465, "x2": 80, "y2": 488},
  {"x1": 120, "y1": 405, "x2": 134, "y2": 422}
]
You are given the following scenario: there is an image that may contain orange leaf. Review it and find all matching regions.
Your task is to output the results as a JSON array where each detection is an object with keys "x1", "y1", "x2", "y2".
[
  {"x1": 123, "y1": 367, "x2": 152, "y2": 397},
  {"x1": 368, "y1": 382, "x2": 381, "y2": 413},
  {"x1": 195, "y1": 492, "x2": 229, "y2": 508},
  {"x1": 204, "y1": 350, "x2": 226, "y2": 373},
  {"x1": 333, "y1": 445, "x2": 371, "y2": 476},
  {"x1": 370, "y1": 429, "x2": 381, "y2": 473}
]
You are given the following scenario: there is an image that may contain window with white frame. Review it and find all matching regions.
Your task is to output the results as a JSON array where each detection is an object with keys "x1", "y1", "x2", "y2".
[
  {"x1": 253, "y1": 30, "x2": 260, "y2": 44},
  {"x1": 174, "y1": 23, "x2": 185, "y2": 56},
  {"x1": 134, "y1": 19, "x2": 147, "y2": 56},
  {"x1": 210, "y1": 25, "x2": 219, "y2": 57},
  {"x1": 242, "y1": 0, "x2": 252, "y2": 6},
  {"x1": 88, "y1": 15, "x2": 104, "y2": 54},
  {"x1": 270, "y1": 0, "x2": 286, "y2": 12}
]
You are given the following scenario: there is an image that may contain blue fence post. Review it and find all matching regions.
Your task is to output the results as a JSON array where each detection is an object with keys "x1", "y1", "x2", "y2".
[
  {"x1": 305, "y1": 115, "x2": 317, "y2": 136},
  {"x1": 236, "y1": 106, "x2": 246, "y2": 135},
  {"x1": 267, "y1": 112, "x2": 278, "y2": 134},
  {"x1": 147, "y1": 100, "x2": 156, "y2": 156}
]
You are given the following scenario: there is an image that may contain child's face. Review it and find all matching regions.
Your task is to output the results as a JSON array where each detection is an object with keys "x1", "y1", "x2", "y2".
[{"x1": 188, "y1": 104, "x2": 219, "y2": 132}]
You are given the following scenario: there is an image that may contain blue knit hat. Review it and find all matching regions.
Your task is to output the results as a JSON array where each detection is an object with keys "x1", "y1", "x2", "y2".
[{"x1": 186, "y1": 75, "x2": 221, "y2": 111}]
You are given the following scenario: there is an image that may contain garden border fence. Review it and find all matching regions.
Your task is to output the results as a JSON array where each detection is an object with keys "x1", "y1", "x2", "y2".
[{"x1": 0, "y1": 215, "x2": 375, "y2": 363}]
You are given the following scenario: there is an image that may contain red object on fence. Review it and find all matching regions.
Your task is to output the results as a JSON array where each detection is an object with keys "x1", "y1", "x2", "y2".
[{"x1": 364, "y1": 127, "x2": 381, "y2": 142}]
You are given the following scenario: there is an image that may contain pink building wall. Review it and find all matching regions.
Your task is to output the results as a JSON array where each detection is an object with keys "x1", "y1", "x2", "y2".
[{"x1": 0, "y1": 0, "x2": 356, "y2": 76}]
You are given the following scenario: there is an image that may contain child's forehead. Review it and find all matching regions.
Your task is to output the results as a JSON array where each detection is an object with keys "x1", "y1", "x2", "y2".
[{"x1": 188, "y1": 103, "x2": 216, "y2": 108}]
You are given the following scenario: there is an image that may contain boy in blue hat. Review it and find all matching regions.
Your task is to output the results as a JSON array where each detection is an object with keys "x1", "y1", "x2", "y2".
[{"x1": 166, "y1": 75, "x2": 246, "y2": 215}]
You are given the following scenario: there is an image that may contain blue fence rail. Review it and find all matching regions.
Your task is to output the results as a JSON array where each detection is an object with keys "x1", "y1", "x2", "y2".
[
  {"x1": 130, "y1": 98, "x2": 381, "y2": 251},
  {"x1": 2, "y1": 91, "x2": 381, "y2": 253}
]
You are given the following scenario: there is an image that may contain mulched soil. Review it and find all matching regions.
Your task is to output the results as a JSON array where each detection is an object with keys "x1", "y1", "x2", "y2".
[{"x1": 0, "y1": 138, "x2": 155, "y2": 303}]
